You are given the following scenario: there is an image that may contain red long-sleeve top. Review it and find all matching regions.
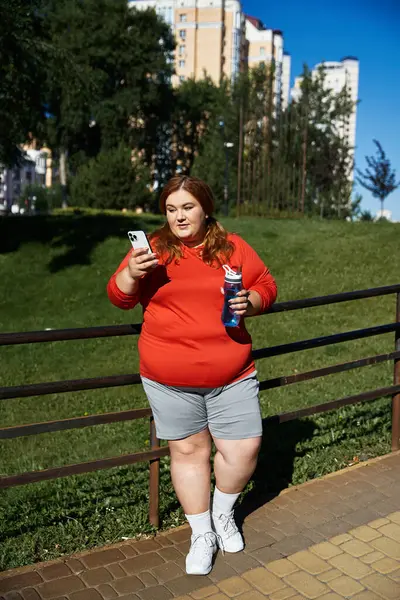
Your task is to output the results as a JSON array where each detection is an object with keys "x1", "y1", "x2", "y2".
[{"x1": 107, "y1": 234, "x2": 277, "y2": 388}]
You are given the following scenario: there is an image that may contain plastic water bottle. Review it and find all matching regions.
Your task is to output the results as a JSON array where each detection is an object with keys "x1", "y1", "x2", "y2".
[{"x1": 221, "y1": 265, "x2": 242, "y2": 327}]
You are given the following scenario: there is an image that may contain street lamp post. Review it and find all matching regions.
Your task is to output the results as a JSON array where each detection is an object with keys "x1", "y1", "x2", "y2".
[{"x1": 219, "y1": 118, "x2": 233, "y2": 217}]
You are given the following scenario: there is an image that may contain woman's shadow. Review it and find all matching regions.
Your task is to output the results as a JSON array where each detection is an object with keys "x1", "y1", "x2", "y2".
[{"x1": 235, "y1": 415, "x2": 315, "y2": 527}]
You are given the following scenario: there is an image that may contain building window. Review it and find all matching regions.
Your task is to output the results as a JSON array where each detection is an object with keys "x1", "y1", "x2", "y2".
[
  {"x1": 179, "y1": 60, "x2": 185, "y2": 68},
  {"x1": 179, "y1": 45, "x2": 185, "y2": 56},
  {"x1": 179, "y1": 29, "x2": 186, "y2": 40},
  {"x1": 180, "y1": 13, "x2": 187, "y2": 22},
  {"x1": 260, "y1": 47, "x2": 265, "y2": 56},
  {"x1": 179, "y1": 75, "x2": 185, "y2": 83}
]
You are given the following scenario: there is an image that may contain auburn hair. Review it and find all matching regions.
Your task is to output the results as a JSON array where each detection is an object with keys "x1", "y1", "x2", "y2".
[{"x1": 149, "y1": 175, "x2": 234, "y2": 267}]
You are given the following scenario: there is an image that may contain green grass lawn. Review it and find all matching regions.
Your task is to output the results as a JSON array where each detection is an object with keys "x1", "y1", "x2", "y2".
[{"x1": 0, "y1": 212, "x2": 399, "y2": 571}]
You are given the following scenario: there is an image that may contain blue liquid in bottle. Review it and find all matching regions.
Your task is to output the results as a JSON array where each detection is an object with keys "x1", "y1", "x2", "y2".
[{"x1": 221, "y1": 266, "x2": 242, "y2": 328}]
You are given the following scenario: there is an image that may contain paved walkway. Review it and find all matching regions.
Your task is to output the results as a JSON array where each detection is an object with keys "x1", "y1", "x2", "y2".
[{"x1": 1, "y1": 451, "x2": 400, "y2": 600}]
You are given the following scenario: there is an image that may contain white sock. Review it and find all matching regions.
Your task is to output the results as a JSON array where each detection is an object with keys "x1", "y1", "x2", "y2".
[
  {"x1": 185, "y1": 510, "x2": 213, "y2": 536},
  {"x1": 212, "y1": 487, "x2": 240, "y2": 516}
]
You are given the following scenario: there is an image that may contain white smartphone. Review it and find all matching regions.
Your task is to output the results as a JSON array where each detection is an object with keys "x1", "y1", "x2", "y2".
[{"x1": 128, "y1": 230, "x2": 153, "y2": 253}]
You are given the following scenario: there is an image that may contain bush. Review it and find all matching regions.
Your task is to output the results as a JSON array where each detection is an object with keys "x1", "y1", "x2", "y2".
[{"x1": 70, "y1": 146, "x2": 153, "y2": 210}]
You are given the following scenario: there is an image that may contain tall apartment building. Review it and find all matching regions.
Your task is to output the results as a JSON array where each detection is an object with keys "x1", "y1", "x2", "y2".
[
  {"x1": 245, "y1": 15, "x2": 291, "y2": 108},
  {"x1": 291, "y1": 57, "x2": 359, "y2": 178},
  {"x1": 130, "y1": 0, "x2": 243, "y2": 85},
  {"x1": 130, "y1": 0, "x2": 290, "y2": 104}
]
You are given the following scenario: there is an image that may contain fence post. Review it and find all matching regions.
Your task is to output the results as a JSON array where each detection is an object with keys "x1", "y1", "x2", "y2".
[
  {"x1": 392, "y1": 292, "x2": 400, "y2": 451},
  {"x1": 149, "y1": 416, "x2": 160, "y2": 528}
]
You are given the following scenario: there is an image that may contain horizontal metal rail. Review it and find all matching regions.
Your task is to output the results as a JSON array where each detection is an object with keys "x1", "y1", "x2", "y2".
[
  {"x1": 2, "y1": 351, "x2": 399, "y2": 440},
  {"x1": 263, "y1": 384, "x2": 400, "y2": 424},
  {"x1": 1, "y1": 284, "x2": 399, "y2": 347},
  {"x1": 259, "y1": 350, "x2": 400, "y2": 391},
  {"x1": 0, "y1": 408, "x2": 152, "y2": 439},
  {"x1": 0, "y1": 446, "x2": 170, "y2": 489}
]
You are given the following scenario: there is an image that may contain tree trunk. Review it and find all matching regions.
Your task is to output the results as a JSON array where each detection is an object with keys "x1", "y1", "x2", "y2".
[
  {"x1": 380, "y1": 197, "x2": 384, "y2": 218},
  {"x1": 59, "y1": 149, "x2": 68, "y2": 208}
]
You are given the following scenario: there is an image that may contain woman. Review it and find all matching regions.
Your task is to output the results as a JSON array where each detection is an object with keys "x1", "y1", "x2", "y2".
[{"x1": 107, "y1": 176, "x2": 277, "y2": 576}]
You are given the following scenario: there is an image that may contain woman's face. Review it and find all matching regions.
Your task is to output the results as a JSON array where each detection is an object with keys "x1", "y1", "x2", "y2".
[{"x1": 165, "y1": 189, "x2": 207, "y2": 246}]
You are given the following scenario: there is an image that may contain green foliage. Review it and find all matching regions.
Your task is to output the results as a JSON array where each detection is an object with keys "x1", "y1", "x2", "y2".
[
  {"x1": 0, "y1": 214, "x2": 399, "y2": 569},
  {"x1": 70, "y1": 146, "x2": 153, "y2": 210},
  {"x1": 0, "y1": 0, "x2": 49, "y2": 165},
  {"x1": 356, "y1": 139, "x2": 400, "y2": 215}
]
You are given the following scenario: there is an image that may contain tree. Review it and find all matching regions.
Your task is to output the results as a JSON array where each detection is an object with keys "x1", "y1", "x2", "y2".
[
  {"x1": 44, "y1": 0, "x2": 175, "y2": 200},
  {"x1": 70, "y1": 145, "x2": 152, "y2": 210},
  {"x1": 0, "y1": 0, "x2": 49, "y2": 165},
  {"x1": 356, "y1": 140, "x2": 399, "y2": 217}
]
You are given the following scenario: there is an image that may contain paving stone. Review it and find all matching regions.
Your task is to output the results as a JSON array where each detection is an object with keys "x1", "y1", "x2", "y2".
[
  {"x1": 330, "y1": 533, "x2": 353, "y2": 546},
  {"x1": 315, "y1": 520, "x2": 351, "y2": 538},
  {"x1": 267, "y1": 509, "x2": 298, "y2": 526},
  {"x1": 243, "y1": 531, "x2": 276, "y2": 551},
  {"x1": 269, "y1": 587, "x2": 298, "y2": 600},
  {"x1": 351, "y1": 592, "x2": 384, "y2": 600},
  {"x1": 106, "y1": 564, "x2": 126, "y2": 579},
  {"x1": 39, "y1": 565, "x2": 72, "y2": 582},
  {"x1": 243, "y1": 568, "x2": 286, "y2": 594},
  {"x1": 157, "y1": 547, "x2": 181, "y2": 562},
  {"x1": 150, "y1": 562, "x2": 184, "y2": 583},
  {"x1": 316, "y1": 594, "x2": 342, "y2": 600},
  {"x1": 190, "y1": 585, "x2": 220, "y2": 599},
  {"x1": 288, "y1": 550, "x2": 330, "y2": 575},
  {"x1": 249, "y1": 545, "x2": 284, "y2": 565},
  {"x1": 317, "y1": 569, "x2": 342, "y2": 583},
  {"x1": 266, "y1": 558, "x2": 299, "y2": 578},
  {"x1": 0, "y1": 573, "x2": 43, "y2": 595},
  {"x1": 36, "y1": 576, "x2": 85, "y2": 599},
  {"x1": 329, "y1": 554, "x2": 372, "y2": 579},
  {"x1": 81, "y1": 549, "x2": 125, "y2": 570},
  {"x1": 283, "y1": 570, "x2": 329, "y2": 599},
  {"x1": 132, "y1": 540, "x2": 162, "y2": 554},
  {"x1": 112, "y1": 575, "x2": 145, "y2": 595},
  {"x1": 370, "y1": 556, "x2": 400, "y2": 574},
  {"x1": 272, "y1": 535, "x2": 312, "y2": 557},
  {"x1": 95, "y1": 584, "x2": 118, "y2": 599},
  {"x1": 327, "y1": 575, "x2": 364, "y2": 597},
  {"x1": 388, "y1": 567, "x2": 400, "y2": 582},
  {"x1": 388, "y1": 511, "x2": 400, "y2": 524},
  {"x1": 361, "y1": 572, "x2": 400, "y2": 599},
  {"x1": 137, "y1": 572, "x2": 158, "y2": 587},
  {"x1": 207, "y1": 560, "x2": 237, "y2": 584},
  {"x1": 201, "y1": 594, "x2": 228, "y2": 600},
  {"x1": 302, "y1": 530, "x2": 326, "y2": 544},
  {"x1": 4, "y1": 592, "x2": 23, "y2": 600},
  {"x1": 120, "y1": 552, "x2": 165, "y2": 575},
  {"x1": 340, "y1": 539, "x2": 372, "y2": 558},
  {"x1": 378, "y1": 522, "x2": 400, "y2": 543},
  {"x1": 120, "y1": 546, "x2": 138, "y2": 559},
  {"x1": 156, "y1": 536, "x2": 173, "y2": 547},
  {"x1": 165, "y1": 528, "x2": 191, "y2": 544},
  {"x1": 230, "y1": 592, "x2": 264, "y2": 600},
  {"x1": 20, "y1": 589, "x2": 41, "y2": 600},
  {"x1": 360, "y1": 551, "x2": 385, "y2": 565},
  {"x1": 309, "y1": 542, "x2": 342, "y2": 560},
  {"x1": 65, "y1": 560, "x2": 86, "y2": 575},
  {"x1": 165, "y1": 575, "x2": 213, "y2": 596},
  {"x1": 137, "y1": 585, "x2": 173, "y2": 600},
  {"x1": 343, "y1": 509, "x2": 381, "y2": 527},
  {"x1": 218, "y1": 576, "x2": 252, "y2": 596},
  {"x1": 368, "y1": 517, "x2": 390, "y2": 529},
  {"x1": 369, "y1": 536, "x2": 400, "y2": 559},
  {"x1": 349, "y1": 526, "x2": 382, "y2": 543},
  {"x1": 81, "y1": 568, "x2": 113, "y2": 586},
  {"x1": 222, "y1": 552, "x2": 260, "y2": 574},
  {"x1": 69, "y1": 590, "x2": 103, "y2": 600}
]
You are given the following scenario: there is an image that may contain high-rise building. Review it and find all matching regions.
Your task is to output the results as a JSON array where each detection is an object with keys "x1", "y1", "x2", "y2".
[
  {"x1": 130, "y1": 0, "x2": 243, "y2": 85},
  {"x1": 130, "y1": 0, "x2": 290, "y2": 102},
  {"x1": 292, "y1": 57, "x2": 359, "y2": 178},
  {"x1": 244, "y1": 15, "x2": 291, "y2": 108}
]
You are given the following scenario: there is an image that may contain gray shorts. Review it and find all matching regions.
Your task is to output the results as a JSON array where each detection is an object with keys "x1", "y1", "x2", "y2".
[{"x1": 141, "y1": 372, "x2": 262, "y2": 441}]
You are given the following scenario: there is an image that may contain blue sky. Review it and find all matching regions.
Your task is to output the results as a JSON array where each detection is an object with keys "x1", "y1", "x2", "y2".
[{"x1": 243, "y1": 0, "x2": 400, "y2": 220}]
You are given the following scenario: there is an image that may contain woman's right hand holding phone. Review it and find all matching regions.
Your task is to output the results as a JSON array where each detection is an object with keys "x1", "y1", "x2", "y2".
[{"x1": 127, "y1": 248, "x2": 159, "y2": 280}]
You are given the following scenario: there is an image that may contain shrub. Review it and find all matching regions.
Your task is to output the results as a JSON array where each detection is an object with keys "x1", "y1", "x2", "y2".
[{"x1": 70, "y1": 146, "x2": 153, "y2": 210}]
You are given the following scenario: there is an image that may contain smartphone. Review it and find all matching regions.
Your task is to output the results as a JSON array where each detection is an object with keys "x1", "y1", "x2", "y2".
[{"x1": 128, "y1": 230, "x2": 152, "y2": 253}]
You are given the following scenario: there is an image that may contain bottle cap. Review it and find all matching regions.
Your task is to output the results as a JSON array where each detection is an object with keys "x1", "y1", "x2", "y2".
[{"x1": 223, "y1": 265, "x2": 242, "y2": 283}]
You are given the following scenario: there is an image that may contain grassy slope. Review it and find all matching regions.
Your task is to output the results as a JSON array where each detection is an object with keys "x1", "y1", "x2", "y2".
[{"x1": 0, "y1": 213, "x2": 399, "y2": 570}]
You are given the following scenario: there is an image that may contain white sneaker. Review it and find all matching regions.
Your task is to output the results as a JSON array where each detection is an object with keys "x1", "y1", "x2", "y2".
[
  {"x1": 212, "y1": 511, "x2": 244, "y2": 553},
  {"x1": 185, "y1": 531, "x2": 218, "y2": 575}
]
